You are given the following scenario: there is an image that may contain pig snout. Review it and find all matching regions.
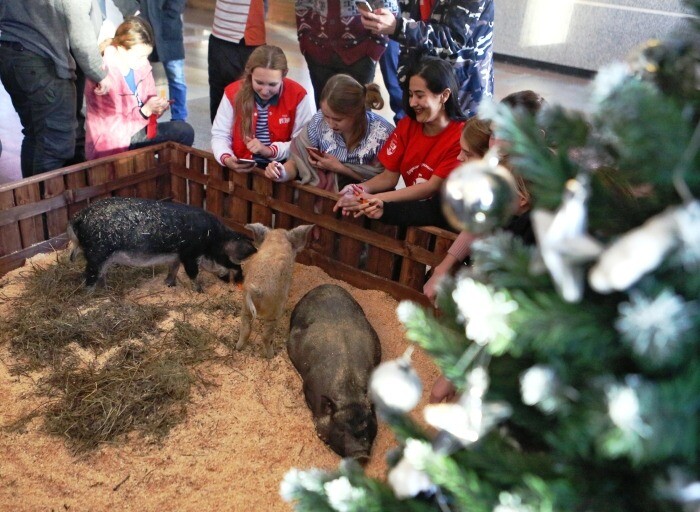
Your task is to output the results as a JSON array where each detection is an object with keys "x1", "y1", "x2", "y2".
[{"x1": 322, "y1": 403, "x2": 377, "y2": 460}]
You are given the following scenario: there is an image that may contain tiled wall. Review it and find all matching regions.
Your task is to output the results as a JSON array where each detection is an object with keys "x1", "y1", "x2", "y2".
[{"x1": 495, "y1": 0, "x2": 696, "y2": 71}]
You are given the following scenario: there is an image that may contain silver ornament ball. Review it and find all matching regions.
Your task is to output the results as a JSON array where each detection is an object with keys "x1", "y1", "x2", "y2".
[{"x1": 441, "y1": 159, "x2": 520, "y2": 234}]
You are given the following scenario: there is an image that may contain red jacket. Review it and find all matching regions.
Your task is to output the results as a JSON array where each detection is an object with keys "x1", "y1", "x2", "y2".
[{"x1": 224, "y1": 78, "x2": 309, "y2": 159}]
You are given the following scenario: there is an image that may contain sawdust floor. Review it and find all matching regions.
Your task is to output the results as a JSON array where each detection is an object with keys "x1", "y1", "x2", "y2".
[{"x1": 0, "y1": 251, "x2": 440, "y2": 511}]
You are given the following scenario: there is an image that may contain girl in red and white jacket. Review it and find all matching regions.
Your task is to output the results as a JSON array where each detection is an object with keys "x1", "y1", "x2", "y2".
[{"x1": 211, "y1": 45, "x2": 315, "y2": 173}]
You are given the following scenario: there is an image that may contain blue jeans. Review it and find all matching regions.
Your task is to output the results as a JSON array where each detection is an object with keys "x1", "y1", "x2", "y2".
[
  {"x1": 0, "y1": 43, "x2": 76, "y2": 177},
  {"x1": 163, "y1": 58, "x2": 188, "y2": 121},
  {"x1": 379, "y1": 39, "x2": 405, "y2": 123}
]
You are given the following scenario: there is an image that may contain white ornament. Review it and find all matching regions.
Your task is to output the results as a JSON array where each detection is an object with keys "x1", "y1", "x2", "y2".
[
  {"x1": 532, "y1": 176, "x2": 603, "y2": 302},
  {"x1": 590, "y1": 201, "x2": 700, "y2": 293},
  {"x1": 452, "y1": 277, "x2": 518, "y2": 348},
  {"x1": 606, "y1": 377, "x2": 652, "y2": 437},
  {"x1": 369, "y1": 346, "x2": 423, "y2": 414},
  {"x1": 324, "y1": 477, "x2": 366, "y2": 512},
  {"x1": 388, "y1": 440, "x2": 436, "y2": 499},
  {"x1": 519, "y1": 365, "x2": 560, "y2": 413},
  {"x1": 280, "y1": 468, "x2": 326, "y2": 501},
  {"x1": 616, "y1": 290, "x2": 697, "y2": 363},
  {"x1": 424, "y1": 367, "x2": 511, "y2": 447}
]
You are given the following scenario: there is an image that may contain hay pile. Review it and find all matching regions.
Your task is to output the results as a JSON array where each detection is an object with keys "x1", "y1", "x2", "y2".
[{"x1": 0, "y1": 251, "x2": 440, "y2": 511}]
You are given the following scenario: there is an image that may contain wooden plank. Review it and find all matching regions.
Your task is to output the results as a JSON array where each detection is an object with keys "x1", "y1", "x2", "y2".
[
  {"x1": 167, "y1": 145, "x2": 187, "y2": 202},
  {"x1": 14, "y1": 182, "x2": 44, "y2": 250},
  {"x1": 43, "y1": 175, "x2": 68, "y2": 239},
  {"x1": 297, "y1": 249, "x2": 431, "y2": 307},
  {"x1": 0, "y1": 235, "x2": 69, "y2": 278},
  {"x1": 132, "y1": 150, "x2": 157, "y2": 199},
  {"x1": 226, "y1": 172, "x2": 251, "y2": 224},
  {"x1": 64, "y1": 169, "x2": 88, "y2": 218},
  {"x1": 113, "y1": 155, "x2": 137, "y2": 197},
  {"x1": 206, "y1": 159, "x2": 224, "y2": 217},
  {"x1": 250, "y1": 172, "x2": 273, "y2": 225},
  {"x1": 336, "y1": 213, "x2": 364, "y2": 267},
  {"x1": 272, "y1": 182, "x2": 295, "y2": 230},
  {"x1": 87, "y1": 161, "x2": 114, "y2": 201},
  {"x1": 399, "y1": 227, "x2": 432, "y2": 291},
  {"x1": 0, "y1": 190, "x2": 22, "y2": 257},
  {"x1": 364, "y1": 221, "x2": 400, "y2": 279},
  {"x1": 188, "y1": 153, "x2": 205, "y2": 208}
]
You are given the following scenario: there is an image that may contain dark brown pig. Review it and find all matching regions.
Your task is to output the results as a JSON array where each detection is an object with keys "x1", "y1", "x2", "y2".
[{"x1": 287, "y1": 284, "x2": 381, "y2": 461}]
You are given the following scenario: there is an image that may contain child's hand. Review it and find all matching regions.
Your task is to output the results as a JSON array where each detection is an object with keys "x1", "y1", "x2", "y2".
[
  {"x1": 223, "y1": 155, "x2": 256, "y2": 173},
  {"x1": 265, "y1": 161, "x2": 288, "y2": 182},
  {"x1": 245, "y1": 136, "x2": 272, "y2": 157},
  {"x1": 310, "y1": 152, "x2": 342, "y2": 173}
]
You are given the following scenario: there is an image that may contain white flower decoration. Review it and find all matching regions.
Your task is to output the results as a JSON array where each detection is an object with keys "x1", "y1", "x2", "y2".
[
  {"x1": 324, "y1": 476, "x2": 365, "y2": 512},
  {"x1": 388, "y1": 447, "x2": 436, "y2": 499},
  {"x1": 591, "y1": 62, "x2": 631, "y2": 104},
  {"x1": 452, "y1": 277, "x2": 518, "y2": 347},
  {"x1": 396, "y1": 300, "x2": 421, "y2": 324},
  {"x1": 606, "y1": 377, "x2": 651, "y2": 437},
  {"x1": 494, "y1": 491, "x2": 536, "y2": 512},
  {"x1": 616, "y1": 290, "x2": 696, "y2": 362},
  {"x1": 279, "y1": 468, "x2": 326, "y2": 502}
]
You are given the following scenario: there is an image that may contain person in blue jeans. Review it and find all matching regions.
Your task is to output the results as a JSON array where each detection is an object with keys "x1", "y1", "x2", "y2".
[
  {"x1": 378, "y1": 38, "x2": 405, "y2": 123},
  {"x1": 115, "y1": 0, "x2": 189, "y2": 121}
]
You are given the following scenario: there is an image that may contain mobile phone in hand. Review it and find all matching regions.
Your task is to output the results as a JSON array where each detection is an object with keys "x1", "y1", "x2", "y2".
[
  {"x1": 355, "y1": 0, "x2": 373, "y2": 13},
  {"x1": 306, "y1": 146, "x2": 325, "y2": 159},
  {"x1": 237, "y1": 158, "x2": 256, "y2": 164}
]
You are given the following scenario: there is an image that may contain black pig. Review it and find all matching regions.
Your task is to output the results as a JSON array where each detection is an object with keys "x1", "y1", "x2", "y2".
[
  {"x1": 67, "y1": 197, "x2": 256, "y2": 290},
  {"x1": 287, "y1": 284, "x2": 381, "y2": 461}
]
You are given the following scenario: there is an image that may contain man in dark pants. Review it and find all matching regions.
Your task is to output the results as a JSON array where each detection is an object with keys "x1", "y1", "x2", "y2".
[{"x1": 0, "y1": 0, "x2": 111, "y2": 178}]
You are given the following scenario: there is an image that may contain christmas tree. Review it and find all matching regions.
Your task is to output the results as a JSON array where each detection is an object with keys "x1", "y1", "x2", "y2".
[{"x1": 279, "y1": 1, "x2": 700, "y2": 510}]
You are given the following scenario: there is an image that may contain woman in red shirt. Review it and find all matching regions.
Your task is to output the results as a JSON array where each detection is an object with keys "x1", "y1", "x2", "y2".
[{"x1": 334, "y1": 56, "x2": 465, "y2": 214}]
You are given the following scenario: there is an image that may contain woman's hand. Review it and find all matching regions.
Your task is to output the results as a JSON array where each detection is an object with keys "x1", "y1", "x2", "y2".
[
  {"x1": 355, "y1": 197, "x2": 384, "y2": 219},
  {"x1": 309, "y1": 152, "x2": 343, "y2": 173},
  {"x1": 223, "y1": 155, "x2": 256, "y2": 173},
  {"x1": 245, "y1": 136, "x2": 272, "y2": 158},
  {"x1": 143, "y1": 96, "x2": 170, "y2": 117},
  {"x1": 359, "y1": 7, "x2": 397, "y2": 35},
  {"x1": 265, "y1": 161, "x2": 289, "y2": 182}
]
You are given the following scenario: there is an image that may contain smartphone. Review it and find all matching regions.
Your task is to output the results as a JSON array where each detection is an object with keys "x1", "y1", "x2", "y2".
[
  {"x1": 306, "y1": 146, "x2": 325, "y2": 159},
  {"x1": 355, "y1": 0, "x2": 373, "y2": 13},
  {"x1": 237, "y1": 158, "x2": 256, "y2": 164}
]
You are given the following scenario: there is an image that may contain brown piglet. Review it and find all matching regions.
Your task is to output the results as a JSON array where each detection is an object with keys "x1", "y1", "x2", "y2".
[{"x1": 236, "y1": 223, "x2": 314, "y2": 358}]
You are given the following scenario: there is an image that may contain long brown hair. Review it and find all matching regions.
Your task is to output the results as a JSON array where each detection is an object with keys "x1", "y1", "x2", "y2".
[
  {"x1": 235, "y1": 45, "x2": 288, "y2": 138},
  {"x1": 320, "y1": 74, "x2": 384, "y2": 151},
  {"x1": 100, "y1": 16, "x2": 154, "y2": 54}
]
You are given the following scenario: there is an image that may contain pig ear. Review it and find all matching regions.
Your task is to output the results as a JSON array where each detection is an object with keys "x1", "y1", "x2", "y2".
[
  {"x1": 245, "y1": 223, "x2": 269, "y2": 245},
  {"x1": 287, "y1": 224, "x2": 314, "y2": 253},
  {"x1": 321, "y1": 395, "x2": 337, "y2": 417}
]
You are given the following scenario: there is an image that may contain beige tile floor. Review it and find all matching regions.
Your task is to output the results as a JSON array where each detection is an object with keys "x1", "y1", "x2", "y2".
[{"x1": 0, "y1": 8, "x2": 592, "y2": 184}]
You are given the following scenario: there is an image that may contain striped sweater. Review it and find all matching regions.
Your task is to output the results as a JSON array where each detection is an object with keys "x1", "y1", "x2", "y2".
[{"x1": 212, "y1": 0, "x2": 265, "y2": 45}]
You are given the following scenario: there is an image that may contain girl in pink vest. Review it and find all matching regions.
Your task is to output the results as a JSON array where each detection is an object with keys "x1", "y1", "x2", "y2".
[
  {"x1": 211, "y1": 45, "x2": 315, "y2": 172},
  {"x1": 85, "y1": 16, "x2": 194, "y2": 160}
]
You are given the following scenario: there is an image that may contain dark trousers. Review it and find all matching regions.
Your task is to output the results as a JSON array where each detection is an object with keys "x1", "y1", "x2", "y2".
[
  {"x1": 208, "y1": 34, "x2": 257, "y2": 123},
  {"x1": 0, "y1": 44, "x2": 77, "y2": 178},
  {"x1": 379, "y1": 39, "x2": 405, "y2": 123},
  {"x1": 304, "y1": 53, "x2": 377, "y2": 108},
  {"x1": 129, "y1": 120, "x2": 195, "y2": 150}
]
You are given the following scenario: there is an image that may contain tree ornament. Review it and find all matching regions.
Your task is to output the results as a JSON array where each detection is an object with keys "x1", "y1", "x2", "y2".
[
  {"x1": 615, "y1": 289, "x2": 698, "y2": 365},
  {"x1": 424, "y1": 367, "x2": 511, "y2": 449},
  {"x1": 324, "y1": 476, "x2": 366, "y2": 512},
  {"x1": 532, "y1": 174, "x2": 603, "y2": 302},
  {"x1": 589, "y1": 201, "x2": 700, "y2": 293},
  {"x1": 368, "y1": 346, "x2": 422, "y2": 414},
  {"x1": 452, "y1": 277, "x2": 518, "y2": 351},
  {"x1": 387, "y1": 439, "x2": 436, "y2": 499},
  {"x1": 441, "y1": 151, "x2": 520, "y2": 234}
]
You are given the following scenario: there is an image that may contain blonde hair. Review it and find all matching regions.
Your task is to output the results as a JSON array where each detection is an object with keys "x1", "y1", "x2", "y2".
[
  {"x1": 462, "y1": 117, "x2": 492, "y2": 158},
  {"x1": 235, "y1": 45, "x2": 289, "y2": 139},
  {"x1": 320, "y1": 74, "x2": 384, "y2": 150},
  {"x1": 100, "y1": 16, "x2": 154, "y2": 54}
]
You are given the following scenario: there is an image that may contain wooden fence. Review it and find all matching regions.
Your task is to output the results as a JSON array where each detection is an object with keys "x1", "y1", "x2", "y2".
[{"x1": 0, "y1": 143, "x2": 456, "y2": 305}]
